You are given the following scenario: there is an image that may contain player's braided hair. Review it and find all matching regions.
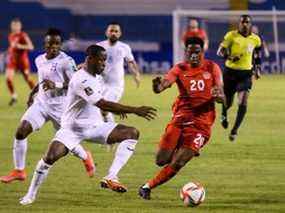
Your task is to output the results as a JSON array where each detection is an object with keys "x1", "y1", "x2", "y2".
[
  {"x1": 184, "y1": 37, "x2": 204, "y2": 49},
  {"x1": 86, "y1": 45, "x2": 106, "y2": 57}
]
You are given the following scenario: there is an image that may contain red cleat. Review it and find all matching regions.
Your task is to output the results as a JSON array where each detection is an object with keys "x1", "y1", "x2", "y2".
[
  {"x1": 100, "y1": 179, "x2": 128, "y2": 193},
  {"x1": 82, "y1": 151, "x2": 96, "y2": 177},
  {"x1": 0, "y1": 169, "x2": 27, "y2": 183}
]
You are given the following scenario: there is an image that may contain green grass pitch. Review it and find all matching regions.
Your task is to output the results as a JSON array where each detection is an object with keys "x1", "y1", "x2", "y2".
[{"x1": 0, "y1": 74, "x2": 284, "y2": 213}]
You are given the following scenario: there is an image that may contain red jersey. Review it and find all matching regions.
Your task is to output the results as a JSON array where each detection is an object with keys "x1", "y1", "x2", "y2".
[
  {"x1": 182, "y1": 28, "x2": 207, "y2": 43},
  {"x1": 8, "y1": 31, "x2": 29, "y2": 59},
  {"x1": 164, "y1": 59, "x2": 222, "y2": 134}
]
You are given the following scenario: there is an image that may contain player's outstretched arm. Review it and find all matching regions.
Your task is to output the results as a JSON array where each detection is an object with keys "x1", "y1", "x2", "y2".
[
  {"x1": 95, "y1": 99, "x2": 157, "y2": 121},
  {"x1": 27, "y1": 83, "x2": 39, "y2": 107},
  {"x1": 152, "y1": 77, "x2": 171, "y2": 94}
]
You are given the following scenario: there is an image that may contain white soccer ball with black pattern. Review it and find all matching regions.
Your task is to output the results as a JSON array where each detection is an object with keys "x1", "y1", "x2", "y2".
[{"x1": 180, "y1": 182, "x2": 206, "y2": 207}]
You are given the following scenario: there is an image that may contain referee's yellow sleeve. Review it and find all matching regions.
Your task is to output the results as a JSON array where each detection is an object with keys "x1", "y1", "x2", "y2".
[{"x1": 221, "y1": 31, "x2": 233, "y2": 48}]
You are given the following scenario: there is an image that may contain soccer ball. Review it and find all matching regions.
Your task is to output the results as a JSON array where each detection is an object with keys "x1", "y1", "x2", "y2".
[{"x1": 180, "y1": 182, "x2": 206, "y2": 207}]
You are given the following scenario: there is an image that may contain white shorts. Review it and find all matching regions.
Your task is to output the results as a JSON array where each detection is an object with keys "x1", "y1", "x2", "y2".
[
  {"x1": 53, "y1": 122, "x2": 118, "y2": 150},
  {"x1": 21, "y1": 101, "x2": 62, "y2": 131},
  {"x1": 103, "y1": 86, "x2": 124, "y2": 103}
]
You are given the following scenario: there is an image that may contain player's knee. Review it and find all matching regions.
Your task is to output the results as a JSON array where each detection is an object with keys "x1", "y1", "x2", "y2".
[
  {"x1": 126, "y1": 127, "x2": 140, "y2": 140},
  {"x1": 170, "y1": 159, "x2": 187, "y2": 171},
  {"x1": 15, "y1": 121, "x2": 32, "y2": 139},
  {"x1": 155, "y1": 158, "x2": 170, "y2": 167},
  {"x1": 43, "y1": 153, "x2": 57, "y2": 165}
]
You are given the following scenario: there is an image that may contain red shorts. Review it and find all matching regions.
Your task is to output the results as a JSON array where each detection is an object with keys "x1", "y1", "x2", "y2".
[
  {"x1": 6, "y1": 55, "x2": 30, "y2": 71},
  {"x1": 158, "y1": 122, "x2": 210, "y2": 156}
]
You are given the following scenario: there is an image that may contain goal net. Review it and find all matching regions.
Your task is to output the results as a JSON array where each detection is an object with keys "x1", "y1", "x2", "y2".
[{"x1": 172, "y1": 9, "x2": 285, "y2": 73}]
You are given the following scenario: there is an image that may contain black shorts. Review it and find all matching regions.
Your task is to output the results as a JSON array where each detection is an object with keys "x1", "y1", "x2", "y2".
[{"x1": 223, "y1": 67, "x2": 253, "y2": 94}]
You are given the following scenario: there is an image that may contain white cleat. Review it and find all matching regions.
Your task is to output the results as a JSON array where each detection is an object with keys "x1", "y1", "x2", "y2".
[{"x1": 19, "y1": 194, "x2": 36, "y2": 206}]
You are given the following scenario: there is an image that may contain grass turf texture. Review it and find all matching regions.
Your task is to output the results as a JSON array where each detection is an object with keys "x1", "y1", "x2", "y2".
[{"x1": 0, "y1": 74, "x2": 284, "y2": 213}]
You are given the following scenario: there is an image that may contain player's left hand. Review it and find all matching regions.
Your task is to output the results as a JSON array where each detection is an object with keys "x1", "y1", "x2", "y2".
[
  {"x1": 253, "y1": 65, "x2": 261, "y2": 80},
  {"x1": 42, "y1": 79, "x2": 55, "y2": 91},
  {"x1": 211, "y1": 86, "x2": 225, "y2": 103},
  {"x1": 134, "y1": 75, "x2": 141, "y2": 88}
]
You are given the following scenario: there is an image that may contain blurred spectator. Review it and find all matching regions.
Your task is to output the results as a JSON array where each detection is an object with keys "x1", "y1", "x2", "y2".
[
  {"x1": 182, "y1": 18, "x2": 209, "y2": 50},
  {"x1": 62, "y1": 32, "x2": 89, "y2": 51}
]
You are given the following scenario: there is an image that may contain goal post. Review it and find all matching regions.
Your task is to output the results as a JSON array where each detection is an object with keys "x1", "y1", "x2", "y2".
[{"x1": 172, "y1": 9, "x2": 285, "y2": 73}]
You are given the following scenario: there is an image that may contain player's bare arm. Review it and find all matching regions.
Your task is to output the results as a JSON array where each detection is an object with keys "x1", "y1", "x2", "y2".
[
  {"x1": 128, "y1": 60, "x2": 141, "y2": 88},
  {"x1": 96, "y1": 99, "x2": 156, "y2": 121},
  {"x1": 217, "y1": 45, "x2": 241, "y2": 62},
  {"x1": 16, "y1": 35, "x2": 34, "y2": 50},
  {"x1": 152, "y1": 77, "x2": 172, "y2": 94},
  {"x1": 212, "y1": 85, "x2": 226, "y2": 106},
  {"x1": 253, "y1": 47, "x2": 262, "y2": 79},
  {"x1": 27, "y1": 83, "x2": 39, "y2": 107}
]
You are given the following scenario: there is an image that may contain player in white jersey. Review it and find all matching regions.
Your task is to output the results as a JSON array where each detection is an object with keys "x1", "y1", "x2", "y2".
[
  {"x1": 0, "y1": 29, "x2": 95, "y2": 184},
  {"x1": 97, "y1": 22, "x2": 140, "y2": 122},
  {"x1": 19, "y1": 45, "x2": 156, "y2": 205}
]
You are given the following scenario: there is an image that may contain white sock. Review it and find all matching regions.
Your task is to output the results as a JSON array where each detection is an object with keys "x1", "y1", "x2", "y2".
[
  {"x1": 70, "y1": 145, "x2": 87, "y2": 160},
  {"x1": 26, "y1": 159, "x2": 52, "y2": 198},
  {"x1": 105, "y1": 139, "x2": 138, "y2": 180},
  {"x1": 105, "y1": 112, "x2": 115, "y2": 122},
  {"x1": 12, "y1": 93, "x2": 18, "y2": 99},
  {"x1": 13, "y1": 138, "x2": 28, "y2": 170}
]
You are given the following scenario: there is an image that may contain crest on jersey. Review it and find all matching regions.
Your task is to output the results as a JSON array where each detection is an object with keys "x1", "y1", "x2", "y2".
[
  {"x1": 84, "y1": 87, "x2": 94, "y2": 96},
  {"x1": 203, "y1": 72, "x2": 211, "y2": 79}
]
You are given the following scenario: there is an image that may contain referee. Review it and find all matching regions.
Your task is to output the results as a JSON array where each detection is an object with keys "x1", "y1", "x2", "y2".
[{"x1": 217, "y1": 15, "x2": 262, "y2": 141}]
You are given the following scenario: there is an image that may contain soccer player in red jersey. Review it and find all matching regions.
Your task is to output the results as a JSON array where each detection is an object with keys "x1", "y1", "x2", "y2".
[
  {"x1": 6, "y1": 18, "x2": 35, "y2": 106},
  {"x1": 138, "y1": 37, "x2": 225, "y2": 200},
  {"x1": 182, "y1": 19, "x2": 209, "y2": 51}
]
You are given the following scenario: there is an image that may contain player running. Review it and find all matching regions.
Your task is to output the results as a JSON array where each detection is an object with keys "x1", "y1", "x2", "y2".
[
  {"x1": 0, "y1": 28, "x2": 94, "y2": 184},
  {"x1": 217, "y1": 15, "x2": 262, "y2": 141},
  {"x1": 138, "y1": 37, "x2": 225, "y2": 200},
  {"x1": 6, "y1": 18, "x2": 35, "y2": 106},
  {"x1": 97, "y1": 22, "x2": 141, "y2": 123},
  {"x1": 19, "y1": 44, "x2": 156, "y2": 205}
]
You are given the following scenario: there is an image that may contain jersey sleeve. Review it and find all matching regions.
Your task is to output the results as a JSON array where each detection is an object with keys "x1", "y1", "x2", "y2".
[
  {"x1": 221, "y1": 31, "x2": 233, "y2": 48},
  {"x1": 212, "y1": 62, "x2": 223, "y2": 87},
  {"x1": 76, "y1": 78, "x2": 103, "y2": 105},
  {"x1": 63, "y1": 56, "x2": 77, "y2": 80},
  {"x1": 35, "y1": 56, "x2": 43, "y2": 83},
  {"x1": 164, "y1": 65, "x2": 180, "y2": 84},
  {"x1": 255, "y1": 35, "x2": 262, "y2": 48},
  {"x1": 124, "y1": 44, "x2": 135, "y2": 62}
]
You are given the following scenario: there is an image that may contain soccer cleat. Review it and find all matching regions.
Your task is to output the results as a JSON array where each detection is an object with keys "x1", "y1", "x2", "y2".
[
  {"x1": 82, "y1": 151, "x2": 96, "y2": 177},
  {"x1": 138, "y1": 185, "x2": 151, "y2": 200},
  {"x1": 229, "y1": 130, "x2": 238, "y2": 142},
  {"x1": 19, "y1": 194, "x2": 36, "y2": 205},
  {"x1": 0, "y1": 169, "x2": 27, "y2": 183},
  {"x1": 8, "y1": 97, "x2": 17, "y2": 106},
  {"x1": 100, "y1": 178, "x2": 128, "y2": 193},
  {"x1": 220, "y1": 115, "x2": 229, "y2": 129}
]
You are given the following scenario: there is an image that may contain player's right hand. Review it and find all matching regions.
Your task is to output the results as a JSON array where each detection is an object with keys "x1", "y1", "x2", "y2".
[
  {"x1": 228, "y1": 55, "x2": 242, "y2": 62},
  {"x1": 42, "y1": 79, "x2": 55, "y2": 91},
  {"x1": 134, "y1": 106, "x2": 157, "y2": 121},
  {"x1": 152, "y1": 77, "x2": 162, "y2": 93}
]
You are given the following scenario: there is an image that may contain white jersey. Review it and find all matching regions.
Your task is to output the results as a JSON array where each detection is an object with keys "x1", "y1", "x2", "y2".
[
  {"x1": 34, "y1": 51, "x2": 77, "y2": 108},
  {"x1": 60, "y1": 68, "x2": 105, "y2": 128},
  {"x1": 97, "y1": 40, "x2": 134, "y2": 89}
]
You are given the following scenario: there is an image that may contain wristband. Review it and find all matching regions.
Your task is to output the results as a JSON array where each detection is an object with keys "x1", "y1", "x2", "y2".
[{"x1": 55, "y1": 82, "x2": 63, "y2": 88}]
